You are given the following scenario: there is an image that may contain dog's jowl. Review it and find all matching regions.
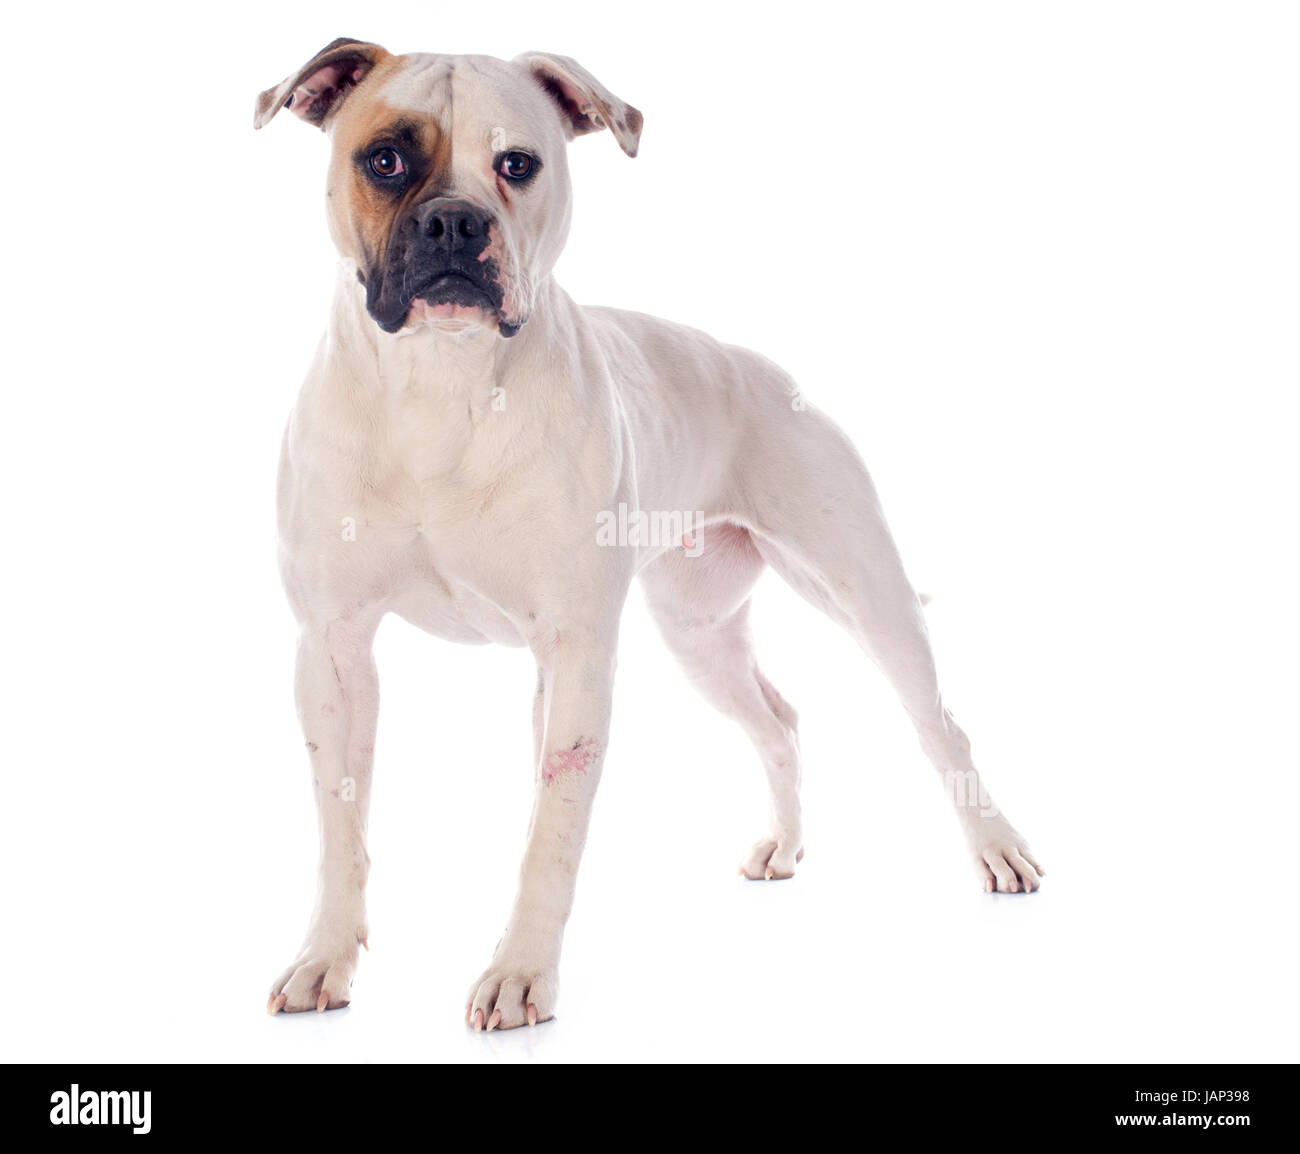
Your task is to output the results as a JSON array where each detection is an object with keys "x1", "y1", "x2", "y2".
[{"x1": 256, "y1": 39, "x2": 1043, "y2": 1031}]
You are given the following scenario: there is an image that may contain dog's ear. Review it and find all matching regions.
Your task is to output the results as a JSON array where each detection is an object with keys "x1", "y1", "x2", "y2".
[
  {"x1": 254, "y1": 38, "x2": 389, "y2": 130},
  {"x1": 514, "y1": 52, "x2": 643, "y2": 157}
]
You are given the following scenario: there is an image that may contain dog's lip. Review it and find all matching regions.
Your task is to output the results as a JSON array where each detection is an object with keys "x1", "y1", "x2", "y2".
[{"x1": 410, "y1": 271, "x2": 496, "y2": 308}]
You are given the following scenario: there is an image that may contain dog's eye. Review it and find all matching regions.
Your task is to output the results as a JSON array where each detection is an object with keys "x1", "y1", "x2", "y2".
[
  {"x1": 499, "y1": 152, "x2": 534, "y2": 181},
  {"x1": 369, "y1": 149, "x2": 404, "y2": 178}
]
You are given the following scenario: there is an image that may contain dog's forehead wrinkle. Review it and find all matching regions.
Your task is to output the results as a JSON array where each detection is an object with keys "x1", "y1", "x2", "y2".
[
  {"x1": 378, "y1": 52, "x2": 555, "y2": 149},
  {"x1": 375, "y1": 53, "x2": 456, "y2": 117}
]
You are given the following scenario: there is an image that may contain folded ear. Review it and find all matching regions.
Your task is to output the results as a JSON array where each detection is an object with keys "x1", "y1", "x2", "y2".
[
  {"x1": 253, "y1": 38, "x2": 389, "y2": 130},
  {"x1": 514, "y1": 52, "x2": 643, "y2": 157}
]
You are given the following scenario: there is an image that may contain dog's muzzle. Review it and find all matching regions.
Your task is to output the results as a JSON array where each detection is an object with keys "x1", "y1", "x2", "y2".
[{"x1": 366, "y1": 197, "x2": 519, "y2": 338}]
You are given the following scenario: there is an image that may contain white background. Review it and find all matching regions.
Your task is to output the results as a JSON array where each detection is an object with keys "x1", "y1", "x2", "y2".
[{"x1": 4, "y1": 1, "x2": 1297, "y2": 1063}]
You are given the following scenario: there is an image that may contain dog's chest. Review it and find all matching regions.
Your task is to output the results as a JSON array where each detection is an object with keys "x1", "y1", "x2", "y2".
[
  {"x1": 375, "y1": 378, "x2": 485, "y2": 487},
  {"x1": 303, "y1": 385, "x2": 531, "y2": 646}
]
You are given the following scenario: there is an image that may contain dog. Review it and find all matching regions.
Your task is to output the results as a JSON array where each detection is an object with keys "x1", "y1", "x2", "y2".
[{"x1": 255, "y1": 38, "x2": 1043, "y2": 1031}]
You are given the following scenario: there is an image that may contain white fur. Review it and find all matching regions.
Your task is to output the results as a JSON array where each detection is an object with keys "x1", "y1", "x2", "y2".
[{"x1": 266, "y1": 50, "x2": 1042, "y2": 1029}]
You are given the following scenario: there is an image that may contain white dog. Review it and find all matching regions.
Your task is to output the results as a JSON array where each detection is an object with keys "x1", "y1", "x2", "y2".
[{"x1": 256, "y1": 39, "x2": 1043, "y2": 1031}]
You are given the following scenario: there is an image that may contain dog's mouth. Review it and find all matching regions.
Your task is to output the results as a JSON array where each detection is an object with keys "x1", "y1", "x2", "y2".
[
  {"x1": 366, "y1": 258, "x2": 521, "y2": 338},
  {"x1": 405, "y1": 271, "x2": 520, "y2": 337},
  {"x1": 413, "y1": 271, "x2": 499, "y2": 313}
]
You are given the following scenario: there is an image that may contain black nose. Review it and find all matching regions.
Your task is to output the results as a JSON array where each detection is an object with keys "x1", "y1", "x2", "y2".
[{"x1": 415, "y1": 198, "x2": 493, "y2": 249}]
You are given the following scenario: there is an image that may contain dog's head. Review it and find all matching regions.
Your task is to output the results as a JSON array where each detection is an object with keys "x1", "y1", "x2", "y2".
[{"x1": 255, "y1": 40, "x2": 641, "y2": 339}]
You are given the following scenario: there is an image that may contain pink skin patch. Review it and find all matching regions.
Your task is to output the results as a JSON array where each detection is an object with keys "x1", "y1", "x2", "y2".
[
  {"x1": 542, "y1": 737, "x2": 599, "y2": 785},
  {"x1": 477, "y1": 234, "x2": 520, "y2": 327}
]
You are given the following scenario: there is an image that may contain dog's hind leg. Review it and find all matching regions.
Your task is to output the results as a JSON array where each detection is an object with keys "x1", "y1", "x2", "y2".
[
  {"x1": 641, "y1": 523, "x2": 804, "y2": 879},
  {"x1": 734, "y1": 399, "x2": 1043, "y2": 893}
]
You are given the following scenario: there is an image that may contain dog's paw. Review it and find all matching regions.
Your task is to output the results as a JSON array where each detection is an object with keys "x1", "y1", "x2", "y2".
[
  {"x1": 466, "y1": 953, "x2": 558, "y2": 1032},
  {"x1": 739, "y1": 838, "x2": 804, "y2": 880},
  {"x1": 268, "y1": 924, "x2": 366, "y2": 1014},
  {"x1": 963, "y1": 814, "x2": 1044, "y2": 894}
]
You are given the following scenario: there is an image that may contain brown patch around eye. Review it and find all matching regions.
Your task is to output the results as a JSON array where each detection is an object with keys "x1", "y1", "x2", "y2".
[{"x1": 330, "y1": 102, "x2": 452, "y2": 273}]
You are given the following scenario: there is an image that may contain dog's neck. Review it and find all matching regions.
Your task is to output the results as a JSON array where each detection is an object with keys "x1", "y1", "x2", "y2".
[
  {"x1": 316, "y1": 265, "x2": 584, "y2": 484},
  {"x1": 328, "y1": 262, "x2": 563, "y2": 404}
]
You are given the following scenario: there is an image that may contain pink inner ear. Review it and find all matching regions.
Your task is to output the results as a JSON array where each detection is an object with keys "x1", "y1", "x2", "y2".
[
  {"x1": 538, "y1": 72, "x2": 604, "y2": 132},
  {"x1": 286, "y1": 61, "x2": 367, "y2": 122}
]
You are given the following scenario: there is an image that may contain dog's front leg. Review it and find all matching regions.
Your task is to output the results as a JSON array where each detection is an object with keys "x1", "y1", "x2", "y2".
[
  {"x1": 269, "y1": 616, "x2": 380, "y2": 1013},
  {"x1": 467, "y1": 630, "x2": 616, "y2": 1031}
]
